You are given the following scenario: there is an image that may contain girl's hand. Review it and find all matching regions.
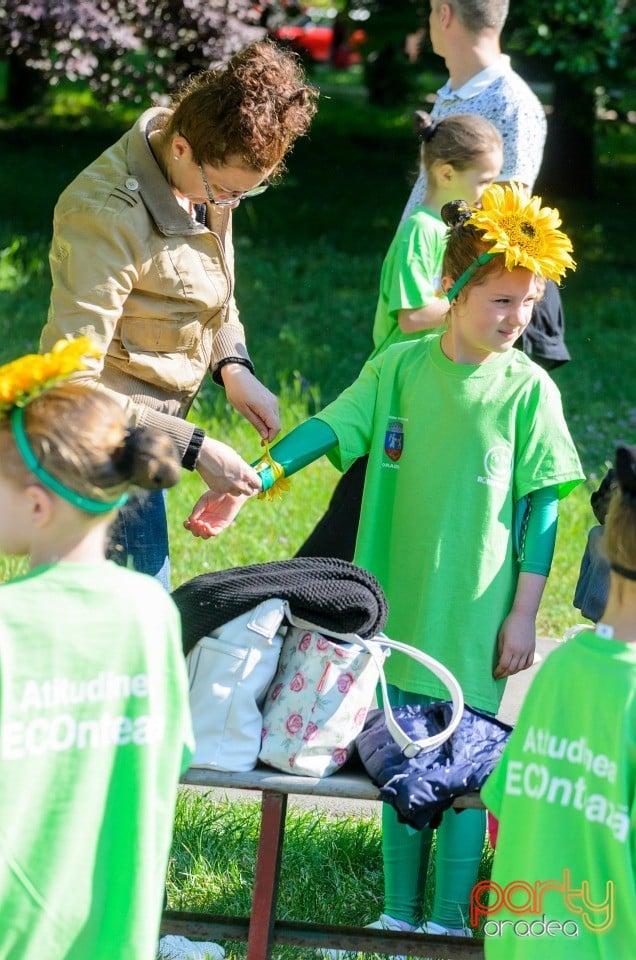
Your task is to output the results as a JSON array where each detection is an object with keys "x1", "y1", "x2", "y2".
[
  {"x1": 494, "y1": 610, "x2": 537, "y2": 678},
  {"x1": 184, "y1": 491, "x2": 252, "y2": 539}
]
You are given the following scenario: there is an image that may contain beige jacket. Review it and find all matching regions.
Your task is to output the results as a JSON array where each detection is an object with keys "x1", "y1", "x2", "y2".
[{"x1": 41, "y1": 108, "x2": 251, "y2": 455}]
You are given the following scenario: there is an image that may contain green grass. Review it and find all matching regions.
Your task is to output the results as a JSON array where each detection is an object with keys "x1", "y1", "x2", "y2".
[
  {"x1": 167, "y1": 788, "x2": 494, "y2": 958},
  {"x1": 0, "y1": 69, "x2": 634, "y2": 959},
  {"x1": 0, "y1": 79, "x2": 634, "y2": 643}
]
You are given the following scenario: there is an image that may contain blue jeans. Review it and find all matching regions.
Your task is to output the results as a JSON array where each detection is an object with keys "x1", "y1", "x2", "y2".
[{"x1": 107, "y1": 489, "x2": 170, "y2": 590}]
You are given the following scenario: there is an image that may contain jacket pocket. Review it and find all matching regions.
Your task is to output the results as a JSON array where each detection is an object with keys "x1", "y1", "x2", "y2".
[{"x1": 120, "y1": 315, "x2": 200, "y2": 354}]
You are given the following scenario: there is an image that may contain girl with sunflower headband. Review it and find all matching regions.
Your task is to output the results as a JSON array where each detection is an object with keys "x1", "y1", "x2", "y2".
[
  {"x1": 0, "y1": 339, "x2": 207, "y2": 960},
  {"x1": 188, "y1": 183, "x2": 585, "y2": 942}
]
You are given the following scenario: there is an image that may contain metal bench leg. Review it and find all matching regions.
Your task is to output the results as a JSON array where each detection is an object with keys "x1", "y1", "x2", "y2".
[{"x1": 246, "y1": 788, "x2": 287, "y2": 960}]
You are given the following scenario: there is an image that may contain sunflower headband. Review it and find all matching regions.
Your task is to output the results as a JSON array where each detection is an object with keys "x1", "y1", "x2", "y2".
[
  {"x1": 446, "y1": 182, "x2": 576, "y2": 302},
  {"x1": 0, "y1": 337, "x2": 127, "y2": 514}
]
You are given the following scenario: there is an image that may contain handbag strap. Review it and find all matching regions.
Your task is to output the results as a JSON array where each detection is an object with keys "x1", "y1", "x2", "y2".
[{"x1": 281, "y1": 604, "x2": 464, "y2": 757}]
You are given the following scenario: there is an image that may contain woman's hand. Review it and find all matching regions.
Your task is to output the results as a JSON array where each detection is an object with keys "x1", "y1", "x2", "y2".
[
  {"x1": 221, "y1": 364, "x2": 280, "y2": 441},
  {"x1": 183, "y1": 436, "x2": 261, "y2": 538},
  {"x1": 195, "y1": 436, "x2": 262, "y2": 496}
]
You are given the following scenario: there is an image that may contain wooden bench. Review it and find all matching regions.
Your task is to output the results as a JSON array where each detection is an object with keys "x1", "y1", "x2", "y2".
[{"x1": 161, "y1": 766, "x2": 485, "y2": 959}]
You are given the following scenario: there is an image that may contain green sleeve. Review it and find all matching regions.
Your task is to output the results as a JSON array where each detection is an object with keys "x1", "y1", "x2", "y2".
[
  {"x1": 252, "y1": 418, "x2": 338, "y2": 492},
  {"x1": 516, "y1": 485, "x2": 559, "y2": 576}
]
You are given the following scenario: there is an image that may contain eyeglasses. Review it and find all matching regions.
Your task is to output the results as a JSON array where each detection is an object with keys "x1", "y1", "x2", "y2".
[{"x1": 198, "y1": 163, "x2": 270, "y2": 207}]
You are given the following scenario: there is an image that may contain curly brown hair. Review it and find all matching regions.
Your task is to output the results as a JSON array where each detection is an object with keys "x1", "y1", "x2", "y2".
[{"x1": 166, "y1": 40, "x2": 318, "y2": 177}]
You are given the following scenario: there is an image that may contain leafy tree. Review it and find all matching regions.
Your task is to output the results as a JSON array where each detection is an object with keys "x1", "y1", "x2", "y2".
[
  {"x1": 505, "y1": 0, "x2": 635, "y2": 196},
  {"x1": 0, "y1": 0, "x2": 264, "y2": 108}
]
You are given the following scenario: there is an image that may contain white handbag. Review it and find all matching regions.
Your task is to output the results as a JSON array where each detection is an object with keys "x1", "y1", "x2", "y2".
[
  {"x1": 186, "y1": 598, "x2": 287, "y2": 772},
  {"x1": 258, "y1": 604, "x2": 464, "y2": 778}
]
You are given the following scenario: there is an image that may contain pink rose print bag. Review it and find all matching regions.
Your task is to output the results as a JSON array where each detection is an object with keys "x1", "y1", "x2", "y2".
[{"x1": 258, "y1": 604, "x2": 463, "y2": 778}]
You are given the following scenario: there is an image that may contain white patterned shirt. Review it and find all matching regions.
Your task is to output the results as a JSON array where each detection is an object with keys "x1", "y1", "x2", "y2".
[{"x1": 401, "y1": 55, "x2": 547, "y2": 223}]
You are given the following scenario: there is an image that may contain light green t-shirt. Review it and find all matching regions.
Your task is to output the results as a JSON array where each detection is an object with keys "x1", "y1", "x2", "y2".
[
  {"x1": 481, "y1": 630, "x2": 636, "y2": 958},
  {"x1": 370, "y1": 205, "x2": 447, "y2": 356},
  {"x1": 0, "y1": 561, "x2": 194, "y2": 960},
  {"x1": 316, "y1": 334, "x2": 584, "y2": 712}
]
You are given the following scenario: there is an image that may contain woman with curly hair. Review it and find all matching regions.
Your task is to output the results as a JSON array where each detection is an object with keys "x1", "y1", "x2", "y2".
[{"x1": 40, "y1": 41, "x2": 318, "y2": 587}]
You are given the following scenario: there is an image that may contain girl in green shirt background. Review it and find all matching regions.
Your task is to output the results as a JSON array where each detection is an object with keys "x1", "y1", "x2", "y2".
[{"x1": 188, "y1": 184, "x2": 584, "y2": 947}]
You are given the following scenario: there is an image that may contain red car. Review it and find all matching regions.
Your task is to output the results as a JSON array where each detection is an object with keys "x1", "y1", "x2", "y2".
[{"x1": 268, "y1": 10, "x2": 367, "y2": 66}]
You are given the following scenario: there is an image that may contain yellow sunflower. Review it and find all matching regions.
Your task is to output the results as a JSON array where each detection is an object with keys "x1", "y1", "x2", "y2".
[
  {"x1": 256, "y1": 442, "x2": 291, "y2": 501},
  {"x1": 0, "y1": 336, "x2": 100, "y2": 416},
  {"x1": 468, "y1": 182, "x2": 576, "y2": 281}
]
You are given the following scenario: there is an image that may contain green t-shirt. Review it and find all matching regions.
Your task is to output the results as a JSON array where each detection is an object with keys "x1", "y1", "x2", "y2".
[
  {"x1": 316, "y1": 334, "x2": 584, "y2": 713},
  {"x1": 481, "y1": 630, "x2": 636, "y2": 958},
  {"x1": 370, "y1": 205, "x2": 447, "y2": 356},
  {"x1": 0, "y1": 561, "x2": 194, "y2": 960}
]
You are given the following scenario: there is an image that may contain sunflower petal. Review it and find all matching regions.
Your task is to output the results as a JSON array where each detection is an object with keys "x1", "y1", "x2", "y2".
[
  {"x1": 467, "y1": 182, "x2": 576, "y2": 282},
  {"x1": 0, "y1": 336, "x2": 101, "y2": 417}
]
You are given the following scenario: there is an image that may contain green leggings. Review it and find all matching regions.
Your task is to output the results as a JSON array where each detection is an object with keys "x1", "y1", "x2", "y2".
[{"x1": 380, "y1": 686, "x2": 486, "y2": 929}]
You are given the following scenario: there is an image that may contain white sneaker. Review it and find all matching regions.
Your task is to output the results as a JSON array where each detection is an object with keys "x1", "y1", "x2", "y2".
[
  {"x1": 157, "y1": 934, "x2": 225, "y2": 960},
  {"x1": 416, "y1": 921, "x2": 472, "y2": 937},
  {"x1": 322, "y1": 913, "x2": 416, "y2": 960}
]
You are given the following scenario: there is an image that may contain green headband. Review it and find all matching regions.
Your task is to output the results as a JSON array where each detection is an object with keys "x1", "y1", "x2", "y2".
[
  {"x1": 446, "y1": 251, "x2": 498, "y2": 302},
  {"x1": 10, "y1": 406, "x2": 128, "y2": 515}
]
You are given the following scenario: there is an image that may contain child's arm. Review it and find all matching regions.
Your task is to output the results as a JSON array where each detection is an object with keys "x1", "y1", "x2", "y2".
[
  {"x1": 494, "y1": 485, "x2": 558, "y2": 678},
  {"x1": 184, "y1": 419, "x2": 338, "y2": 538},
  {"x1": 398, "y1": 299, "x2": 449, "y2": 334},
  {"x1": 494, "y1": 572, "x2": 546, "y2": 678},
  {"x1": 254, "y1": 418, "x2": 338, "y2": 492}
]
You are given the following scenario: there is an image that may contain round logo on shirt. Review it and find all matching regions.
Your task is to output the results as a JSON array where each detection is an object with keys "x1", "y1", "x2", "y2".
[{"x1": 484, "y1": 445, "x2": 513, "y2": 482}]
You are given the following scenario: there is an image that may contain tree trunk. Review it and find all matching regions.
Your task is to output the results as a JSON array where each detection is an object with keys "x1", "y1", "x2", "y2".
[
  {"x1": 5, "y1": 54, "x2": 48, "y2": 110},
  {"x1": 537, "y1": 73, "x2": 597, "y2": 199}
]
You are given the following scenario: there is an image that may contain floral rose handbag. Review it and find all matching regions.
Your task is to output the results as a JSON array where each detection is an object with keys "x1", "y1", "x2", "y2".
[{"x1": 258, "y1": 604, "x2": 463, "y2": 778}]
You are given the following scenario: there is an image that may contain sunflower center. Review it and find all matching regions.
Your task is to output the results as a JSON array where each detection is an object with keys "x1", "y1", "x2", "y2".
[{"x1": 501, "y1": 214, "x2": 542, "y2": 254}]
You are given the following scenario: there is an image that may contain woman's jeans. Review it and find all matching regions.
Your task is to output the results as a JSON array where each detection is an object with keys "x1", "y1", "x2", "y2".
[{"x1": 107, "y1": 489, "x2": 170, "y2": 590}]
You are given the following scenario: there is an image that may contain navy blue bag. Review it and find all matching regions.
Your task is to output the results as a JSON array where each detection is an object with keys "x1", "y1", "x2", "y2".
[{"x1": 356, "y1": 702, "x2": 512, "y2": 829}]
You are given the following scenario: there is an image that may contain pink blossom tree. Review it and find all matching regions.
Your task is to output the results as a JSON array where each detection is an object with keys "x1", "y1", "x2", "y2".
[{"x1": 1, "y1": 0, "x2": 265, "y2": 107}]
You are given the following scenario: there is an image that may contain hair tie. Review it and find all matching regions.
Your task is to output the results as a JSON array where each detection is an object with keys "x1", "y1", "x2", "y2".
[
  {"x1": 610, "y1": 562, "x2": 636, "y2": 582},
  {"x1": 441, "y1": 199, "x2": 472, "y2": 229},
  {"x1": 419, "y1": 120, "x2": 438, "y2": 143}
]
